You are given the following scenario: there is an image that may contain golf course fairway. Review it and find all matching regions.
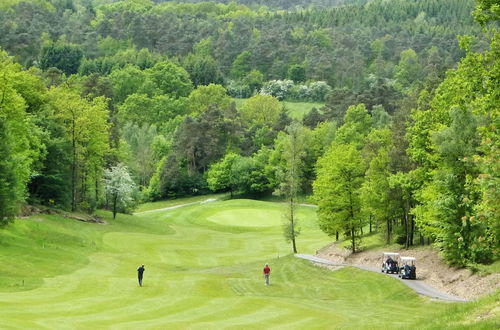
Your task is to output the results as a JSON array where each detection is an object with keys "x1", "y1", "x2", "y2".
[{"x1": 0, "y1": 198, "x2": 496, "y2": 329}]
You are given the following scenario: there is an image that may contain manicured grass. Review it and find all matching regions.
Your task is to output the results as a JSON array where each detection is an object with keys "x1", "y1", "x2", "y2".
[
  {"x1": 135, "y1": 193, "x2": 228, "y2": 213},
  {"x1": 282, "y1": 101, "x2": 324, "y2": 119},
  {"x1": 0, "y1": 198, "x2": 497, "y2": 328},
  {"x1": 232, "y1": 98, "x2": 324, "y2": 119}
]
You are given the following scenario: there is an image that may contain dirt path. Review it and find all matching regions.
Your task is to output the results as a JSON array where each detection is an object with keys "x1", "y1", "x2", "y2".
[
  {"x1": 134, "y1": 198, "x2": 217, "y2": 215},
  {"x1": 295, "y1": 254, "x2": 470, "y2": 302}
]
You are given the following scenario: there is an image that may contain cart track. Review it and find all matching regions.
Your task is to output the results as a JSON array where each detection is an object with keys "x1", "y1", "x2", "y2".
[{"x1": 295, "y1": 254, "x2": 470, "y2": 302}]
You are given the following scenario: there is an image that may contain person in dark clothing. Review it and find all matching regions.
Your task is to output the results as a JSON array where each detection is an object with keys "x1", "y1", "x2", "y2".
[{"x1": 137, "y1": 264, "x2": 145, "y2": 286}]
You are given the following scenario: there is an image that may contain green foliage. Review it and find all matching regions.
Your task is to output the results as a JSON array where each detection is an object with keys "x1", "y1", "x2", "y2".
[
  {"x1": 182, "y1": 53, "x2": 223, "y2": 87},
  {"x1": 187, "y1": 83, "x2": 231, "y2": 115},
  {"x1": 47, "y1": 84, "x2": 110, "y2": 211},
  {"x1": 242, "y1": 69, "x2": 264, "y2": 94},
  {"x1": 273, "y1": 122, "x2": 310, "y2": 252},
  {"x1": 207, "y1": 152, "x2": 240, "y2": 195},
  {"x1": 313, "y1": 143, "x2": 365, "y2": 253},
  {"x1": 408, "y1": 28, "x2": 500, "y2": 266},
  {"x1": 40, "y1": 43, "x2": 83, "y2": 75},
  {"x1": 145, "y1": 61, "x2": 193, "y2": 98},
  {"x1": 118, "y1": 93, "x2": 187, "y2": 126},
  {"x1": 0, "y1": 51, "x2": 42, "y2": 223},
  {"x1": 394, "y1": 49, "x2": 422, "y2": 93},
  {"x1": 240, "y1": 94, "x2": 282, "y2": 127},
  {"x1": 121, "y1": 123, "x2": 158, "y2": 187},
  {"x1": 230, "y1": 50, "x2": 252, "y2": 79},
  {"x1": 287, "y1": 64, "x2": 306, "y2": 83},
  {"x1": 335, "y1": 103, "x2": 372, "y2": 146}
]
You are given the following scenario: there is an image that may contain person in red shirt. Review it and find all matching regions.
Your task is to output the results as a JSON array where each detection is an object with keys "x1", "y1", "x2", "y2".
[{"x1": 263, "y1": 264, "x2": 271, "y2": 286}]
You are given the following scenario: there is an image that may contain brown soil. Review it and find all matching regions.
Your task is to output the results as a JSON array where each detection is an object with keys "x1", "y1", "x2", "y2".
[{"x1": 316, "y1": 242, "x2": 499, "y2": 300}]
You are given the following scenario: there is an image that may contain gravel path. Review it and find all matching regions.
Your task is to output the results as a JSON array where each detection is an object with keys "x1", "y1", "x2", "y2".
[{"x1": 295, "y1": 254, "x2": 470, "y2": 302}]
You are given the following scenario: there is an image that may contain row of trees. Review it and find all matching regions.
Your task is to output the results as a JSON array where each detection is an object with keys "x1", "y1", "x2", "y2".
[
  {"x1": 310, "y1": 1, "x2": 499, "y2": 265},
  {"x1": 0, "y1": 50, "x2": 138, "y2": 224}
]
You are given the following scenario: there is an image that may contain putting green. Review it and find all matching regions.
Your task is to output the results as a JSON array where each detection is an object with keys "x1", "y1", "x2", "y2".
[
  {"x1": 0, "y1": 198, "x2": 494, "y2": 329},
  {"x1": 207, "y1": 208, "x2": 282, "y2": 227}
]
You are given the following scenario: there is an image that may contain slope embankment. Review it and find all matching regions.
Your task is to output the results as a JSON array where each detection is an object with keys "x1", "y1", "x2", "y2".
[{"x1": 313, "y1": 243, "x2": 499, "y2": 300}]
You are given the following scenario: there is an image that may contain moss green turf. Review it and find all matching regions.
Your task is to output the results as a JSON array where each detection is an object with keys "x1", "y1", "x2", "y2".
[{"x1": 0, "y1": 198, "x2": 497, "y2": 329}]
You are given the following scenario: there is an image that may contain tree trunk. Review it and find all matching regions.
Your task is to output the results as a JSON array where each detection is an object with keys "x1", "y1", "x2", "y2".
[
  {"x1": 336, "y1": 231, "x2": 339, "y2": 241},
  {"x1": 405, "y1": 212, "x2": 410, "y2": 249},
  {"x1": 95, "y1": 176, "x2": 99, "y2": 209},
  {"x1": 410, "y1": 214, "x2": 415, "y2": 246},
  {"x1": 71, "y1": 115, "x2": 77, "y2": 212},
  {"x1": 386, "y1": 218, "x2": 391, "y2": 244},
  {"x1": 290, "y1": 197, "x2": 297, "y2": 253},
  {"x1": 369, "y1": 214, "x2": 372, "y2": 233},
  {"x1": 112, "y1": 192, "x2": 118, "y2": 219},
  {"x1": 351, "y1": 227, "x2": 356, "y2": 253}
]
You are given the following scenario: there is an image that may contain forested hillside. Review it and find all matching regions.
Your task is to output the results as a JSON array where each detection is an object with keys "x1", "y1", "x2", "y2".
[
  {"x1": 0, "y1": 0, "x2": 498, "y2": 267},
  {"x1": 153, "y1": 0, "x2": 366, "y2": 9}
]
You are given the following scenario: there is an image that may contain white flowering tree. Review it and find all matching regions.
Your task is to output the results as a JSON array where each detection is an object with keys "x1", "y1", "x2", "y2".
[
  {"x1": 104, "y1": 163, "x2": 137, "y2": 219},
  {"x1": 260, "y1": 79, "x2": 294, "y2": 100}
]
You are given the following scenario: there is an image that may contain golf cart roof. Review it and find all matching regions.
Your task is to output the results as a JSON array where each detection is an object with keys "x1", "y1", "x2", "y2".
[
  {"x1": 383, "y1": 252, "x2": 400, "y2": 256},
  {"x1": 401, "y1": 257, "x2": 416, "y2": 261}
]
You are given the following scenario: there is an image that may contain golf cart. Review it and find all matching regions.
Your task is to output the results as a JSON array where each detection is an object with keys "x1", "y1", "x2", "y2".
[
  {"x1": 399, "y1": 257, "x2": 417, "y2": 280},
  {"x1": 381, "y1": 252, "x2": 400, "y2": 274}
]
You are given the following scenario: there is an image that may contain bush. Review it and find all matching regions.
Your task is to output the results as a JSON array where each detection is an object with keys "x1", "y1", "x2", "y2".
[
  {"x1": 260, "y1": 80, "x2": 331, "y2": 102},
  {"x1": 260, "y1": 79, "x2": 294, "y2": 100},
  {"x1": 308, "y1": 81, "x2": 332, "y2": 101},
  {"x1": 227, "y1": 80, "x2": 252, "y2": 98}
]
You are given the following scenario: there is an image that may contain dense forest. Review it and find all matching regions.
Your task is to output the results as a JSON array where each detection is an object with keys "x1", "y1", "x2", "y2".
[{"x1": 0, "y1": 0, "x2": 498, "y2": 267}]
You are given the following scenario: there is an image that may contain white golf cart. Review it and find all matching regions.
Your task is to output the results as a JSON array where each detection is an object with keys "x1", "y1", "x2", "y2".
[
  {"x1": 381, "y1": 252, "x2": 400, "y2": 274},
  {"x1": 399, "y1": 257, "x2": 417, "y2": 280}
]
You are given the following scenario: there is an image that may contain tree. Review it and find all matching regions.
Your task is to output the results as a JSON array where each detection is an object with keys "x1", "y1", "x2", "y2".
[
  {"x1": 360, "y1": 128, "x2": 394, "y2": 239},
  {"x1": 394, "y1": 49, "x2": 422, "y2": 93},
  {"x1": 0, "y1": 51, "x2": 41, "y2": 224},
  {"x1": 104, "y1": 163, "x2": 137, "y2": 219},
  {"x1": 335, "y1": 103, "x2": 372, "y2": 146},
  {"x1": 407, "y1": 29, "x2": 500, "y2": 265},
  {"x1": 40, "y1": 43, "x2": 83, "y2": 75},
  {"x1": 240, "y1": 94, "x2": 281, "y2": 127},
  {"x1": 145, "y1": 61, "x2": 193, "y2": 98},
  {"x1": 48, "y1": 84, "x2": 110, "y2": 211},
  {"x1": 302, "y1": 107, "x2": 323, "y2": 128},
  {"x1": 122, "y1": 123, "x2": 158, "y2": 187},
  {"x1": 118, "y1": 93, "x2": 187, "y2": 126},
  {"x1": 109, "y1": 65, "x2": 147, "y2": 104},
  {"x1": 230, "y1": 50, "x2": 252, "y2": 79},
  {"x1": 182, "y1": 53, "x2": 223, "y2": 87},
  {"x1": 207, "y1": 152, "x2": 240, "y2": 197},
  {"x1": 242, "y1": 69, "x2": 264, "y2": 94},
  {"x1": 287, "y1": 64, "x2": 306, "y2": 83},
  {"x1": 274, "y1": 122, "x2": 308, "y2": 253},
  {"x1": 187, "y1": 84, "x2": 231, "y2": 115},
  {"x1": 313, "y1": 144, "x2": 365, "y2": 253}
]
